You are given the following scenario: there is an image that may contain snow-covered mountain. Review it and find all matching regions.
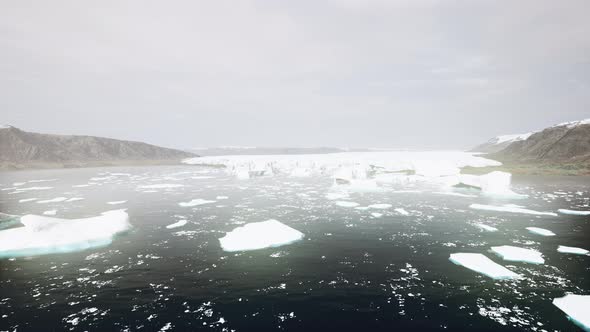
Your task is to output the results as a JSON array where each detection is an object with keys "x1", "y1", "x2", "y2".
[{"x1": 470, "y1": 132, "x2": 534, "y2": 153}]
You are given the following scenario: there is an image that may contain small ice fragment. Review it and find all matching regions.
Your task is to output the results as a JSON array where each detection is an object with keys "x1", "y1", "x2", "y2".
[
  {"x1": 368, "y1": 204, "x2": 392, "y2": 209},
  {"x1": 526, "y1": 227, "x2": 555, "y2": 236},
  {"x1": 325, "y1": 193, "x2": 348, "y2": 200},
  {"x1": 219, "y1": 219, "x2": 304, "y2": 252},
  {"x1": 557, "y1": 209, "x2": 590, "y2": 216},
  {"x1": 474, "y1": 223, "x2": 498, "y2": 232},
  {"x1": 37, "y1": 197, "x2": 68, "y2": 204},
  {"x1": 66, "y1": 197, "x2": 84, "y2": 202},
  {"x1": 166, "y1": 220, "x2": 188, "y2": 229},
  {"x1": 107, "y1": 200, "x2": 127, "y2": 205},
  {"x1": 552, "y1": 294, "x2": 590, "y2": 331},
  {"x1": 19, "y1": 198, "x2": 38, "y2": 203},
  {"x1": 335, "y1": 201, "x2": 360, "y2": 208},
  {"x1": 138, "y1": 184, "x2": 184, "y2": 189},
  {"x1": 179, "y1": 199, "x2": 216, "y2": 207},
  {"x1": 371, "y1": 212, "x2": 383, "y2": 218},
  {"x1": 469, "y1": 204, "x2": 557, "y2": 216},
  {"x1": 491, "y1": 245, "x2": 544, "y2": 264},
  {"x1": 43, "y1": 210, "x2": 57, "y2": 216},
  {"x1": 449, "y1": 253, "x2": 520, "y2": 279},
  {"x1": 395, "y1": 208, "x2": 410, "y2": 216},
  {"x1": 216, "y1": 196, "x2": 229, "y2": 200},
  {"x1": 557, "y1": 245, "x2": 589, "y2": 255}
]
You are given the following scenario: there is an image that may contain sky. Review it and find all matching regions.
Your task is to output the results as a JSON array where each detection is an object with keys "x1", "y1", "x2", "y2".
[{"x1": 1, "y1": 0, "x2": 589, "y2": 150}]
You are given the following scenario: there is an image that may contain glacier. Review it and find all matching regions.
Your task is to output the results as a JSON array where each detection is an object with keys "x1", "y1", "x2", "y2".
[
  {"x1": 219, "y1": 219, "x2": 304, "y2": 252},
  {"x1": 0, "y1": 210, "x2": 131, "y2": 258},
  {"x1": 449, "y1": 253, "x2": 520, "y2": 279}
]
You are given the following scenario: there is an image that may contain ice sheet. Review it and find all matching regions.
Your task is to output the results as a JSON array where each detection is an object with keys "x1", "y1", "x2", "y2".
[
  {"x1": 491, "y1": 245, "x2": 544, "y2": 264},
  {"x1": 552, "y1": 294, "x2": 590, "y2": 331},
  {"x1": 0, "y1": 210, "x2": 131, "y2": 258},
  {"x1": 449, "y1": 253, "x2": 520, "y2": 279},
  {"x1": 219, "y1": 219, "x2": 304, "y2": 252},
  {"x1": 469, "y1": 204, "x2": 557, "y2": 216}
]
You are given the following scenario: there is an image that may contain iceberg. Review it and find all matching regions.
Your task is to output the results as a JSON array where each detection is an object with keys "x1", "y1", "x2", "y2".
[
  {"x1": 0, "y1": 210, "x2": 131, "y2": 258},
  {"x1": 557, "y1": 245, "x2": 589, "y2": 255},
  {"x1": 219, "y1": 219, "x2": 304, "y2": 252},
  {"x1": 552, "y1": 294, "x2": 590, "y2": 331},
  {"x1": 558, "y1": 209, "x2": 590, "y2": 216},
  {"x1": 395, "y1": 208, "x2": 410, "y2": 216},
  {"x1": 456, "y1": 171, "x2": 526, "y2": 198},
  {"x1": 526, "y1": 227, "x2": 555, "y2": 236},
  {"x1": 474, "y1": 223, "x2": 498, "y2": 232},
  {"x1": 166, "y1": 219, "x2": 188, "y2": 229},
  {"x1": 491, "y1": 245, "x2": 544, "y2": 264},
  {"x1": 335, "y1": 201, "x2": 360, "y2": 208},
  {"x1": 469, "y1": 204, "x2": 557, "y2": 216},
  {"x1": 368, "y1": 204, "x2": 392, "y2": 209},
  {"x1": 449, "y1": 253, "x2": 520, "y2": 279},
  {"x1": 37, "y1": 197, "x2": 68, "y2": 204},
  {"x1": 179, "y1": 199, "x2": 216, "y2": 207}
]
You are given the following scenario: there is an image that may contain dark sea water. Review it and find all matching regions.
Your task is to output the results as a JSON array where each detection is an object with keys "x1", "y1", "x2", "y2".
[{"x1": 0, "y1": 166, "x2": 589, "y2": 331}]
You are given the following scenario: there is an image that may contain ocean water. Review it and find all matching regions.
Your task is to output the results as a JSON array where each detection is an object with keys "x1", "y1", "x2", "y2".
[{"x1": 0, "y1": 165, "x2": 589, "y2": 331}]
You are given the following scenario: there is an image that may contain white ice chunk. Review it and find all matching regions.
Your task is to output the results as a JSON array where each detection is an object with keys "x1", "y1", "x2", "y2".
[
  {"x1": 107, "y1": 200, "x2": 127, "y2": 205},
  {"x1": 474, "y1": 223, "x2": 498, "y2": 232},
  {"x1": 371, "y1": 212, "x2": 383, "y2": 218},
  {"x1": 166, "y1": 219, "x2": 188, "y2": 229},
  {"x1": 491, "y1": 245, "x2": 544, "y2": 264},
  {"x1": 469, "y1": 204, "x2": 557, "y2": 216},
  {"x1": 526, "y1": 227, "x2": 555, "y2": 236},
  {"x1": 178, "y1": 199, "x2": 216, "y2": 207},
  {"x1": 557, "y1": 245, "x2": 589, "y2": 255},
  {"x1": 552, "y1": 294, "x2": 590, "y2": 331},
  {"x1": 558, "y1": 209, "x2": 590, "y2": 216},
  {"x1": 138, "y1": 184, "x2": 184, "y2": 189},
  {"x1": 0, "y1": 210, "x2": 131, "y2": 258},
  {"x1": 219, "y1": 219, "x2": 304, "y2": 252},
  {"x1": 368, "y1": 204, "x2": 392, "y2": 209},
  {"x1": 395, "y1": 208, "x2": 410, "y2": 216},
  {"x1": 449, "y1": 253, "x2": 520, "y2": 279},
  {"x1": 216, "y1": 196, "x2": 229, "y2": 200},
  {"x1": 37, "y1": 197, "x2": 68, "y2": 204},
  {"x1": 325, "y1": 192, "x2": 349, "y2": 200},
  {"x1": 43, "y1": 210, "x2": 57, "y2": 216},
  {"x1": 335, "y1": 201, "x2": 360, "y2": 208},
  {"x1": 457, "y1": 171, "x2": 526, "y2": 198},
  {"x1": 66, "y1": 197, "x2": 84, "y2": 202},
  {"x1": 19, "y1": 198, "x2": 38, "y2": 203}
]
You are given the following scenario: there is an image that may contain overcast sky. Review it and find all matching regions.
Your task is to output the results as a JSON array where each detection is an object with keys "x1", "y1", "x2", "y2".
[{"x1": 1, "y1": 0, "x2": 589, "y2": 150}]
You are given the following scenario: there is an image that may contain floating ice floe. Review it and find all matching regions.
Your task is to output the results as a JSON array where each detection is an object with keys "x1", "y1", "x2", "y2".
[
  {"x1": 138, "y1": 184, "x2": 184, "y2": 189},
  {"x1": 371, "y1": 212, "x2": 383, "y2": 218},
  {"x1": 43, "y1": 210, "x2": 57, "y2": 216},
  {"x1": 166, "y1": 220, "x2": 188, "y2": 229},
  {"x1": 469, "y1": 204, "x2": 557, "y2": 216},
  {"x1": 557, "y1": 245, "x2": 589, "y2": 255},
  {"x1": 449, "y1": 253, "x2": 520, "y2": 279},
  {"x1": 325, "y1": 192, "x2": 349, "y2": 200},
  {"x1": 178, "y1": 199, "x2": 216, "y2": 207},
  {"x1": 66, "y1": 197, "x2": 84, "y2": 202},
  {"x1": 0, "y1": 210, "x2": 131, "y2": 258},
  {"x1": 335, "y1": 201, "x2": 360, "y2": 208},
  {"x1": 491, "y1": 245, "x2": 544, "y2": 264},
  {"x1": 475, "y1": 223, "x2": 498, "y2": 232},
  {"x1": 552, "y1": 294, "x2": 590, "y2": 331},
  {"x1": 558, "y1": 209, "x2": 590, "y2": 216},
  {"x1": 219, "y1": 219, "x2": 304, "y2": 252},
  {"x1": 37, "y1": 197, "x2": 68, "y2": 204},
  {"x1": 368, "y1": 204, "x2": 392, "y2": 209},
  {"x1": 13, "y1": 186, "x2": 53, "y2": 192},
  {"x1": 216, "y1": 196, "x2": 229, "y2": 200},
  {"x1": 526, "y1": 227, "x2": 555, "y2": 236},
  {"x1": 107, "y1": 200, "x2": 127, "y2": 205},
  {"x1": 18, "y1": 198, "x2": 38, "y2": 203},
  {"x1": 395, "y1": 208, "x2": 410, "y2": 216}
]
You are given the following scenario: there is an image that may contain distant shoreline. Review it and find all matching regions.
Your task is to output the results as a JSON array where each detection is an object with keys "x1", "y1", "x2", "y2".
[
  {"x1": 461, "y1": 163, "x2": 590, "y2": 176},
  {"x1": 0, "y1": 159, "x2": 193, "y2": 172}
]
